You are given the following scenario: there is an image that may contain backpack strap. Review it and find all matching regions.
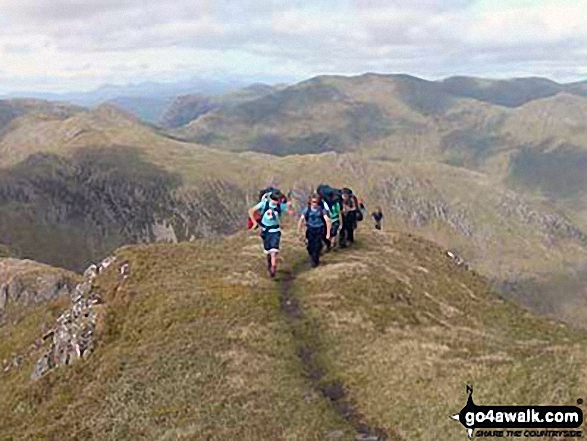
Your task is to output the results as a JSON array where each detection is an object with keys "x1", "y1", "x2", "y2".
[{"x1": 260, "y1": 200, "x2": 281, "y2": 231}]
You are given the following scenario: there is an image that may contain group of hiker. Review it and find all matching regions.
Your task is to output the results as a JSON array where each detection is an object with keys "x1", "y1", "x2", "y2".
[{"x1": 248, "y1": 185, "x2": 384, "y2": 278}]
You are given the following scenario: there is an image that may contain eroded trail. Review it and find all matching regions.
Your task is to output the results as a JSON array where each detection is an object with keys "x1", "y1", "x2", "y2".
[{"x1": 278, "y1": 259, "x2": 391, "y2": 441}]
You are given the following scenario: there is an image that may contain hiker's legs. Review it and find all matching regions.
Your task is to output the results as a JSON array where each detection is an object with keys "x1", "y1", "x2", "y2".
[
  {"x1": 331, "y1": 221, "x2": 340, "y2": 248},
  {"x1": 343, "y1": 213, "x2": 354, "y2": 244},
  {"x1": 340, "y1": 215, "x2": 348, "y2": 247},
  {"x1": 347, "y1": 211, "x2": 356, "y2": 243},
  {"x1": 312, "y1": 229, "x2": 322, "y2": 266},
  {"x1": 269, "y1": 251, "x2": 278, "y2": 277},
  {"x1": 263, "y1": 231, "x2": 281, "y2": 276},
  {"x1": 306, "y1": 227, "x2": 323, "y2": 266},
  {"x1": 324, "y1": 232, "x2": 331, "y2": 252}
]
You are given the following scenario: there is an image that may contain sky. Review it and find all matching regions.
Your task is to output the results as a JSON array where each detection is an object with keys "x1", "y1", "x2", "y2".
[{"x1": 0, "y1": 0, "x2": 586, "y2": 93}]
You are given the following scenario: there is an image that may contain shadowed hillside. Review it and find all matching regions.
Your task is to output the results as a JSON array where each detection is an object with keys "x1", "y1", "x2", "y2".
[
  {"x1": 0, "y1": 147, "x2": 247, "y2": 272},
  {"x1": 158, "y1": 83, "x2": 279, "y2": 128},
  {"x1": 439, "y1": 76, "x2": 564, "y2": 107},
  {"x1": 1, "y1": 229, "x2": 586, "y2": 440},
  {"x1": 0, "y1": 90, "x2": 586, "y2": 326}
]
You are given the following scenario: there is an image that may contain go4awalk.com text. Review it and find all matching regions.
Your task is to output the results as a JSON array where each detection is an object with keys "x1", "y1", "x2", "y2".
[{"x1": 475, "y1": 429, "x2": 582, "y2": 438}]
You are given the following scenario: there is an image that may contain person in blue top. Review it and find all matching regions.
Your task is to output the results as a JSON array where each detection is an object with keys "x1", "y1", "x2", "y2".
[
  {"x1": 248, "y1": 190, "x2": 289, "y2": 278},
  {"x1": 297, "y1": 194, "x2": 332, "y2": 268}
]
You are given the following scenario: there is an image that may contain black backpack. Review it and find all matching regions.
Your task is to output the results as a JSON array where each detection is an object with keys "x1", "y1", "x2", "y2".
[
  {"x1": 259, "y1": 187, "x2": 283, "y2": 202},
  {"x1": 318, "y1": 184, "x2": 343, "y2": 208}
]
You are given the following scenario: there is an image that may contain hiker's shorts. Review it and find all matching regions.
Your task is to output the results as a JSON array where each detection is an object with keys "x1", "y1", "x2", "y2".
[
  {"x1": 331, "y1": 221, "x2": 340, "y2": 238},
  {"x1": 262, "y1": 230, "x2": 281, "y2": 254}
]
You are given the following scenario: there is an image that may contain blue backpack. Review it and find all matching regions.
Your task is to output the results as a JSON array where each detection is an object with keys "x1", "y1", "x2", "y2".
[{"x1": 304, "y1": 206, "x2": 326, "y2": 228}]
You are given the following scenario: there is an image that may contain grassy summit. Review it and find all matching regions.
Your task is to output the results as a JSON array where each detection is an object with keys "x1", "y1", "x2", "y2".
[{"x1": 1, "y1": 227, "x2": 586, "y2": 440}]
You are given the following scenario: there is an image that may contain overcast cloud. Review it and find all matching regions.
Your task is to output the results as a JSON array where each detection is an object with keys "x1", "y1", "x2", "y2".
[{"x1": 0, "y1": 0, "x2": 586, "y2": 92}]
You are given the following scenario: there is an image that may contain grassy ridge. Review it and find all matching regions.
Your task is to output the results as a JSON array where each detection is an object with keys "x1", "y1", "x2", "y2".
[
  {"x1": 289, "y1": 230, "x2": 587, "y2": 440},
  {"x1": 1, "y1": 228, "x2": 586, "y2": 439},
  {"x1": 0, "y1": 235, "x2": 352, "y2": 440}
]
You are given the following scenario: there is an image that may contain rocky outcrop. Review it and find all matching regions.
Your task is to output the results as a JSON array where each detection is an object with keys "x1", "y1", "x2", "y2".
[
  {"x1": 388, "y1": 196, "x2": 474, "y2": 236},
  {"x1": 446, "y1": 250, "x2": 470, "y2": 270},
  {"x1": 30, "y1": 256, "x2": 119, "y2": 380},
  {"x1": 374, "y1": 177, "x2": 474, "y2": 236},
  {"x1": 497, "y1": 191, "x2": 587, "y2": 245},
  {"x1": 0, "y1": 259, "x2": 77, "y2": 326}
]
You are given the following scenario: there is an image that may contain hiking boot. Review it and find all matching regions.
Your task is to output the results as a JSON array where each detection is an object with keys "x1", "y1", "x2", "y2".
[{"x1": 269, "y1": 266, "x2": 277, "y2": 278}]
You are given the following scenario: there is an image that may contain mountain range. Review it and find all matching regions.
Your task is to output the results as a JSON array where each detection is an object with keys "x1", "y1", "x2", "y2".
[{"x1": 0, "y1": 73, "x2": 587, "y2": 440}]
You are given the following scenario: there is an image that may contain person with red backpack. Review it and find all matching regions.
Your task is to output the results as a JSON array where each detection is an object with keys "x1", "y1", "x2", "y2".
[
  {"x1": 297, "y1": 193, "x2": 331, "y2": 268},
  {"x1": 248, "y1": 187, "x2": 289, "y2": 231},
  {"x1": 248, "y1": 190, "x2": 289, "y2": 278}
]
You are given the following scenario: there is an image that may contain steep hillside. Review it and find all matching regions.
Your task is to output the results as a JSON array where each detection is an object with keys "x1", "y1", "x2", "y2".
[
  {"x1": 0, "y1": 147, "x2": 248, "y2": 272},
  {"x1": 161, "y1": 73, "x2": 587, "y2": 238},
  {"x1": 169, "y1": 74, "x2": 453, "y2": 156},
  {"x1": 163, "y1": 74, "x2": 587, "y2": 180},
  {"x1": 501, "y1": 93, "x2": 587, "y2": 147},
  {"x1": 0, "y1": 91, "x2": 585, "y2": 325},
  {"x1": 158, "y1": 83, "x2": 279, "y2": 128},
  {"x1": 439, "y1": 76, "x2": 564, "y2": 107},
  {"x1": 165, "y1": 73, "x2": 514, "y2": 162},
  {"x1": 0, "y1": 99, "x2": 83, "y2": 135},
  {"x1": 0, "y1": 105, "x2": 262, "y2": 271},
  {"x1": 0, "y1": 125, "x2": 585, "y2": 323},
  {"x1": 1, "y1": 230, "x2": 586, "y2": 440}
]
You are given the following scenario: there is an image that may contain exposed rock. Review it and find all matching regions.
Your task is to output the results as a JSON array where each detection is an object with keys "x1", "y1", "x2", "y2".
[
  {"x1": 388, "y1": 196, "x2": 474, "y2": 236},
  {"x1": 30, "y1": 353, "x2": 52, "y2": 380},
  {"x1": 446, "y1": 250, "x2": 470, "y2": 270},
  {"x1": 374, "y1": 178, "x2": 474, "y2": 236},
  {"x1": 325, "y1": 429, "x2": 345, "y2": 439},
  {"x1": 150, "y1": 220, "x2": 178, "y2": 243},
  {"x1": 0, "y1": 259, "x2": 77, "y2": 313},
  {"x1": 31, "y1": 255, "x2": 118, "y2": 380},
  {"x1": 497, "y1": 191, "x2": 587, "y2": 245}
]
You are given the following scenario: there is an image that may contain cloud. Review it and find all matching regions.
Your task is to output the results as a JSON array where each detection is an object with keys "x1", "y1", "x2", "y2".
[{"x1": 0, "y1": 0, "x2": 586, "y2": 92}]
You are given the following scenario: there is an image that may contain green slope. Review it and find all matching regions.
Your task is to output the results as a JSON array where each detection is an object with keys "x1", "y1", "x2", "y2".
[{"x1": 1, "y1": 228, "x2": 586, "y2": 440}]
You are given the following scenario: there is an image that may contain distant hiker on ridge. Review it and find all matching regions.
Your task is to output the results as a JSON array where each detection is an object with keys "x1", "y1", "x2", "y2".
[
  {"x1": 298, "y1": 194, "x2": 331, "y2": 268},
  {"x1": 372, "y1": 206, "x2": 383, "y2": 230},
  {"x1": 248, "y1": 189, "x2": 289, "y2": 278}
]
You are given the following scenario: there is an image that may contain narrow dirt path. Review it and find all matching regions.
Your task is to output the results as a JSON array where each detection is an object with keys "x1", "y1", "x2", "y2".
[{"x1": 277, "y1": 258, "x2": 391, "y2": 441}]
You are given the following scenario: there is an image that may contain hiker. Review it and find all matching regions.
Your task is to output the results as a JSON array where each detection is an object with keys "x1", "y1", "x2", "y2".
[
  {"x1": 357, "y1": 198, "x2": 367, "y2": 222},
  {"x1": 298, "y1": 194, "x2": 331, "y2": 268},
  {"x1": 316, "y1": 185, "x2": 334, "y2": 251},
  {"x1": 372, "y1": 206, "x2": 383, "y2": 230},
  {"x1": 325, "y1": 191, "x2": 343, "y2": 250},
  {"x1": 248, "y1": 188, "x2": 291, "y2": 231},
  {"x1": 248, "y1": 190, "x2": 289, "y2": 278},
  {"x1": 339, "y1": 188, "x2": 358, "y2": 248}
]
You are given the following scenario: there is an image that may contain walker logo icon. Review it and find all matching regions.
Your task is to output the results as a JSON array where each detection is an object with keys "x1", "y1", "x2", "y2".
[{"x1": 450, "y1": 385, "x2": 583, "y2": 439}]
